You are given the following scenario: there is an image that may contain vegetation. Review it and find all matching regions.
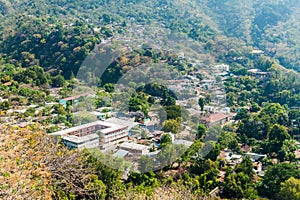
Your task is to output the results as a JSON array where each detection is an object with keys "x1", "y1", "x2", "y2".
[{"x1": 0, "y1": 0, "x2": 300, "y2": 199}]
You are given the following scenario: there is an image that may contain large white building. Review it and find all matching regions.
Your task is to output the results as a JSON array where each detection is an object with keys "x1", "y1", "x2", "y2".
[
  {"x1": 50, "y1": 119, "x2": 131, "y2": 149},
  {"x1": 63, "y1": 133, "x2": 100, "y2": 149}
]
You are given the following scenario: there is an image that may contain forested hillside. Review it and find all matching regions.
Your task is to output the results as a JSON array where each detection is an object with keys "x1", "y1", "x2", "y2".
[
  {"x1": 1, "y1": 0, "x2": 299, "y2": 74},
  {"x1": 1, "y1": 0, "x2": 300, "y2": 199},
  {"x1": 200, "y1": 0, "x2": 300, "y2": 71}
]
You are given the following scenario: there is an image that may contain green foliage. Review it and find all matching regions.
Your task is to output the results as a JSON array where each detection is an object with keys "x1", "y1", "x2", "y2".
[
  {"x1": 103, "y1": 83, "x2": 115, "y2": 93},
  {"x1": 190, "y1": 159, "x2": 220, "y2": 194},
  {"x1": 259, "y1": 163, "x2": 300, "y2": 198},
  {"x1": 277, "y1": 177, "x2": 300, "y2": 200},
  {"x1": 129, "y1": 92, "x2": 150, "y2": 116},
  {"x1": 0, "y1": 100, "x2": 10, "y2": 111},
  {"x1": 236, "y1": 156, "x2": 254, "y2": 178},
  {"x1": 222, "y1": 157, "x2": 257, "y2": 199},
  {"x1": 163, "y1": 105, "x2": 189, "y2": 121},
  {"x1": 197, "y1": 124, "x2": 206, "y2": 140},
  {"x1": 128, "y1": 171, "x2": 160, "y2": 188},
  {"x1": 157, "y1": 144, "x2": 186, "y2": 170},
  {"x1": 268, "y1": 124, "x2": 290, "y2": 142},
  {"x1": 2, "y1": 17, "x2": 101, "y2": 78},
  {"x1": 235, "y1": 108, "x2": 250, "y2": 120},
  {"x1": 160, "y1": 133, "x2": 172, "y2": 147},
  {"x1": 202, "y1": 142, "x2": 220, "y2": 161},
  {"x1": 162, "y1": 119, "x2": 180, "y2": 134},
  {"x1": 138, "y1": 155, "x2": 154, "y2": 172},
  {"x1": 198, "y1": 97, "x2": 205, "y2": 111},
  {"x1": 51, "y1": 75, "x2": 66, "y2": 87}
]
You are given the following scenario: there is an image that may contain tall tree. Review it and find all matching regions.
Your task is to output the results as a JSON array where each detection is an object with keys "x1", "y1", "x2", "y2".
[
  {"x1": 198, "y1": 97, "x2": 205, "y2": 111},
  {"x1": 197, "y1": 124, "x2": 207, "y2": 139}
]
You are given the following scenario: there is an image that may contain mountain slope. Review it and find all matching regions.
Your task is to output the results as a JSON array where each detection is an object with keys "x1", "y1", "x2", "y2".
[{"x1": 0, "y1": 0, "x2": 300, "y2": 74}]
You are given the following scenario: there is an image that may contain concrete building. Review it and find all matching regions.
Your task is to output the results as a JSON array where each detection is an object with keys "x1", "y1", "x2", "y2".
[
  {"x1": 58, "y1": 92, "x2": 91, "y2": 107},
  {"x1": 62, "y1": 133, "x2": 100, "y2": 149},
  {"x1": 247, "y1": 69, "x2": 270, "y2": 78},
  {"x1": 214, "y1": 64, "x2": 229, "y2": 72},
  {"x1": 119, "y1": 142, "x2": 150, "y2": 155},
  {"x1": 50, "y1": 120, "x2": 129, "y2": 149},
  {"x1": 200, "y1": 113, "x2": 229, "y2": 128}
]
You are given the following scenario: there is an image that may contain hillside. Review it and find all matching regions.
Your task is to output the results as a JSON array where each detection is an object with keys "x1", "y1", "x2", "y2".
[
  {"x1": 200, "y1": 0, "x2": 300, "y2": 71},
  {"x1": 1, "y1": 0, "x2": 300, "y2": 74},
  {"x1": 1, "y1": 1, "x2": 300, "y2": 199}
]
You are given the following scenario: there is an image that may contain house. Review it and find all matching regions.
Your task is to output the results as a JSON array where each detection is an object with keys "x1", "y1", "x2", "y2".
[
  {"x1": 251, "y1": 49, "x2": 264, "y2": 54},
  {"x1": 214, "y1": 64, "x2": 230, "y2": 71},
  {"x1": 245, "y1": 153, "x2": 267, "y2": 162},
  {"x1": 220, "y1": 107, "x2": 231, "y2": 114},
  {"x1": 173, "y1": 139, "x2": 193, "y2": 147},
  {"x1": 105, "y1": 117, "x2": 140, "y2": 134},
  {"x1": 204, "y1": 105, "x2": 217, "y2": 113},
  {"x1": 200, "y1": 113, "x2": 229, "y2": 128},
  {"x1": 113, "y1": 149, "x2": 129, "y2": 158},
  {"x1": 89, "y1": 111, "x2": 107, "y2": 120},
  {"x1": 225, "y1": 154, "x2": 243, "y2": 166},
  {"x1": 241, "y1": 145, "x2": 252, "y2": 153},
  {"x1": 247, "y1": 69, "x2": 270, "y2": 78},
  {"x1": 58, "y1": 92, "x2": 91, "y2": 106},
  {"x1": 253, "y1": 162, "x2": 263, "y2": 173},
  {"x1": 119, "y1": 142, "x2": 150, "y2": 155}
]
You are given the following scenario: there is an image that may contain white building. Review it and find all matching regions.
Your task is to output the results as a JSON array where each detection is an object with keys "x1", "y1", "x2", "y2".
[
  {"x1": 62, "y1": 134, "x2": 100, "y2": 150},
  {"x1": 214, "y1": 64, "x2": 230, "y2": 72},
  {"x1": 119, "y1": 142, "x2": 150, "y2": 155},
  {"x1": 50, "y1": 120, "x2": 130, "y2": 149}
]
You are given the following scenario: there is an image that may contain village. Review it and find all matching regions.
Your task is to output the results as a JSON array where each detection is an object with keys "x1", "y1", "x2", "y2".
[{"x1": 0, "y1": 59, "x2": 284, "y2": 179}]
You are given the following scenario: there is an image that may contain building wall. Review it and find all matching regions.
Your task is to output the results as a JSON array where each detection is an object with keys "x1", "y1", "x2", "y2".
[
  {"x1": 57, "y1": 122, "x2": 130, "y2": 150},
  {"x1": 63, "y1": 137, "x2": 100, "y2": 150}
]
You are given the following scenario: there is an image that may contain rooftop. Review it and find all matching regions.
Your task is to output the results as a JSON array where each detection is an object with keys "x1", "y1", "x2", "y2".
[
  {"x1": 113, "y1": 149, "x2": 129, "y2": 158},
  {"x1": 105, "y1": 117, "x2": 139, "y2": 130},
  {"x1": 61, "y1": 92, "x2": 91, "y2": 101},
  {"x1": 173, "y1": 139, "x2": 193, "y2": 147},
  {"x1": 62, "y1": 133, "x2": 99, "y2": 144},
  {"x1": 202, "y1": 113, "x2": 228, "y2": 123},
  {"x1": 119, "y1": 142, "x2": 149, "y2": 151},
  {"x1": 49, "y1": 120, "x2": 128, "y2": 136}
]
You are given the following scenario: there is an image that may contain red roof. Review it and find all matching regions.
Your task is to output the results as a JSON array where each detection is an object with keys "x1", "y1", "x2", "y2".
[
  {"x1": 62, "y1": 93, "x2": 91, "y2": 101},
  {"x1": 202, "y1": 113, "x2": 228, "y2": 123}
]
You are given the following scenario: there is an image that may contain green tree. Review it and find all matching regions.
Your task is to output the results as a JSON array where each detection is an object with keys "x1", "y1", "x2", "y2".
[
  {"x1": 203, "y1": 142, "x2": 220, "y2": 161},
  {"x1": 259, "y1": 163, "x2": 300, "y2": 198},
  {"x1": 51, "y1": 75, "x2": 66, "y2": 87},
  {"x1": 197, "y1": 124, "x2": 206, "y2": 139},
  {"x1": 138, "y1": 155, "x2": 154, "y2": 172},
  {"x1": 235, "y1": 108, "x2": 249, "y2": 120},
  {"x1": 269, "y1": 124, "x2": 290, "y2": 142},
  {"x1": 278, "y1": 139, "x2": 297, "y2": 162},
  {"x1": 250, "y1": 103, "x2": 260, "y2": 112},
  {"x1": 162, "y1": 119, "x2": 180, "y2": 134},
  {"x1": 103, "y1": 83, "x2": 115, "y2": 93},
  {"x1": 223, "y1": 172, "x2": 257, "y2": 199},
  {"x1": 198, "y1": 97, "x2": 205, "y2": 111},
  {"x1": 0, "y1": 100, "x2": 10, "y2": 111},
  {"x1": 277, "y1": 177, "x2": 300, "y2": 200},
  {"x1": 160, "y1": 133, "x2": 172, "y2": 148},
  {"x1": 236, "y1": 156, "x2": 254, "y2": 178},
  {"x1": 129, "y1": 92, "x2": 150, "y2": 116}
]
